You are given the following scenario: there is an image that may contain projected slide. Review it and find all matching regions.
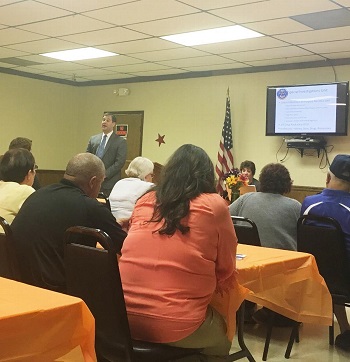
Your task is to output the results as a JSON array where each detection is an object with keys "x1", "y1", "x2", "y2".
[{"x1": 275, "y1": 84, "x2": 337, "y2": 133}]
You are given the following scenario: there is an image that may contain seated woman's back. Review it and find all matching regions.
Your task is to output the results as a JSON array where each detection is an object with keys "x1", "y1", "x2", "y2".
[
  {"x1": 109, "y1": 156, "x2": 154, "y2": 221},
  {"x1": 119, "y1": 144, "x2": 237, "y2": 359},
  {"x1": 229, "y1": 163, "x2": 301, "y2": 250}
]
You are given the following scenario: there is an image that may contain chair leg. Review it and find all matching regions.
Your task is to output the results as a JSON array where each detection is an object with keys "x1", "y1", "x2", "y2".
[
  {"x1": 329, "y1": 303, "x2": 335, "y2": 346},
  {"x1": 228, "y1": 301, "x2": 256, "y2": 362},
  {"x1": 295, "y1": 326, "x2": 299, "y2": 344},
  {"x1": 262, "y1": 311, "x2": 275, "y2": 361},
  {"x1": 284, "y1": 322, "x2": 300, "y2": 359},
  {"x1": 329, "y1": 323, "x2": 334, "y2": 346}
]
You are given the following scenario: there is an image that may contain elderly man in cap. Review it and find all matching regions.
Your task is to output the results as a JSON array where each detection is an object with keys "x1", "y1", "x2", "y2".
[{"x1": 301, "y1": 154, "x2": 350, "y2": 351}]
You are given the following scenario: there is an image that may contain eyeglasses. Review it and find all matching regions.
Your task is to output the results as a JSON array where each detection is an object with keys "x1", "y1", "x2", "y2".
[{"x1": 33, "y1": 164, "x2": 38, "y2": 171}]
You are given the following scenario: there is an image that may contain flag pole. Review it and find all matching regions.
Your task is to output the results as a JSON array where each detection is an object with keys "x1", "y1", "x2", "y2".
[{"x1": 215, "y1": 89, "x2": 234, "y2": 195}]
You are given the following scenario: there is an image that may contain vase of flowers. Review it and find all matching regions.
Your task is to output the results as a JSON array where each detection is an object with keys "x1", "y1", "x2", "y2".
[{"x1": 224, "y1": 168, "x2": 249, "y2": 203}]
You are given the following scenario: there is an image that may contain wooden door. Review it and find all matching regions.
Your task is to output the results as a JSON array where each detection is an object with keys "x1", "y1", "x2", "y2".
[{"x1": 106, "y1": 111, "x2": 144, "y2": 178}]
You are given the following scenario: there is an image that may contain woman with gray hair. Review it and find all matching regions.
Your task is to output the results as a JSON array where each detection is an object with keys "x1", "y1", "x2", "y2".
[{"x1": 109, "y1": 156, "x2": 154, "y2": 221}]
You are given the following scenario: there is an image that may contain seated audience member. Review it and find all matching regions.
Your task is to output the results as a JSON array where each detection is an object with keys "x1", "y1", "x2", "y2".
[
  {"x1": 301, "y1": 154, "x2": 350, "y2": 351},
  {"x1": 240, "y1": 160, "x2": 260, "y2": 191},
  {"x1": 8, "y1": 137, "x2": 41, "y2": 190},
  {"x1": 119, "y1": 144, "x2": 237, "y2": 361},
  {"x1": 12, "y1": 153, "x2": 127, "y2": 292},
  {"x1": 0, "y1": 149, "x2": 36, "y2": 230},
  {"x1": 230, "y1": 163, "x2": 301, "y2": 251},
  {"x1": 109, "y1": 156, "x2": 154, "y2": 221},
  {"x1": 231, "y1": 162, "x2": 301, "y2": 327}
]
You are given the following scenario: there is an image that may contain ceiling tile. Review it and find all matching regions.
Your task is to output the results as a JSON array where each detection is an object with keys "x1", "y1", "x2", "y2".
[
  {"x1": 107, "y1": 62, "x2": 171, "y2": 73},
  {"x1": 19, "y1": 54, "x2": 61, "y2": 64},
  {"x1": 323, "y1": 51, "x2": 350, "y2": 60},
  {"x1": 40, "y1": 71, "x2": 74, "y2": 80},
  {"x1": 28, "y1": 62, "x2": 93, "y2": 72},
  {"x1": 15, "y1": 66, "x2": 55, "y2": 74},
  {"x1": 183, "y1": 62, "x2": 251, "y2": 72},
  {"x1": 81, "y1": 73, "x2": 135, "y2": 80},
  {"x1": 73, "y1": 55, "x2": 144, "y2": 67},
  {"x1": 210, "y1": 0, "x2": 340, "y2": 23},
  {"x1": 246, "y1": 54, "x2": 325, "y2": 66},
  {"x1": 68, "y1": 68, "x2": 118, "y2": 77},
  {"x1": 59, "y1": 27, "x2": 149, "y2": 46},
  {"x1": 0, "y1": 0, "x2": 348, "y2": 84},
  {"x1": 0, "y1": 47, "x2": 28, "y2": 58},
  {"x1": 19, "y1": 15, "x2": 111, "y2": 37},
  {"x1": 245, "y1": 18, "x2": 312, "y2": 36},
  {"x1": 127, "y1": 13, "x2": 233, "y2": 36},
  {"x1": 300, "y1": 39, "x2": 350, "y2": 54},
  {"x1": 131, "y1": 47, "x2": 209, "y2": 62},
  {"x1": 0, "y1": 0, "x2": 22, "y2": 5},
  {"x1": 0, "y1": 1, "x2": 72, "y2": 26},
  {"x1": 99, "y1": 38, "x2": 180, "y2": 54},
  {"x1": 275, "y1": 26, "x2": 350, "y2": 45},
  {"x1": 7, "y1": 38, "x2": 87, "y2": 54},
  {"x1": 0, "y1": 61, "x2": 17, "y2": 68},
  {"x1": 223, "y1": 46, "x2": 313, "y2": 62},
  {"x1": 0, "y1": 28, "x2": 47, "y2": 46},
  {"x1": 37, "y1": 0, "x2": 136, "y2": 13},
  {"x1": 291, "y1": 9, "x2": 350, "y2": 30},
  {"x1": 157, "y1": 55, "x2": 236, "y2": 68},
  {"x1": 193, "y1": 37, "x2": 288, "y2": 54},
  {"x1": 84, "y1": 0, "x2": 199, "y2": 26},
  {"x1": 127, "y1": 68, "x2": 187, "y2": 76},
  {"x1": 333, "y1": 0, "x2": 350, "y2": 6},
  {"x1": 179, "y1": 0, "x2": 262, "y2": 10}
]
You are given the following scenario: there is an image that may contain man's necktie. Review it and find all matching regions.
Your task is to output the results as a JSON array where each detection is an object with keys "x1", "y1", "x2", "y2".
[{"x1": 96, "y1": 134, "x2": 107, "y2": 159}]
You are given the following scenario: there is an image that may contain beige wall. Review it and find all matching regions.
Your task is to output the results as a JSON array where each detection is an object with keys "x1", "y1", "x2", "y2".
[
  {"x1": 1, "y1": 64, "x2": 350, "y2": 187},
  {"x1": 0, "y1": 73, "x2": 77, "y2": 169}
]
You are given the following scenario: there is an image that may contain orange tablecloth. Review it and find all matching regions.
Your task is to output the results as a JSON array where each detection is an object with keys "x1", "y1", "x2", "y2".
[
  {"x1": 211, "y1": 244, "x2": 332, "y2": 341},
  {"x1": 236, "y1": 244, "x2": 333, "y2": 326},
  {"x1": 0, "y1": 277, "x2": 96, "y2": 362}
]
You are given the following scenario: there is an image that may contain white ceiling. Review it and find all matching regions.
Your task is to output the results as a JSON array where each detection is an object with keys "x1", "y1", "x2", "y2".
[{"x1": 0, "y1": 0, "x2": 350, "y2": 85}]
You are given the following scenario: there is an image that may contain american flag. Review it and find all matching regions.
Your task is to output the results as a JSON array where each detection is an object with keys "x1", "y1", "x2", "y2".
[{"x1": 215, "y1": 90, "x2": 234, "y2": 194}]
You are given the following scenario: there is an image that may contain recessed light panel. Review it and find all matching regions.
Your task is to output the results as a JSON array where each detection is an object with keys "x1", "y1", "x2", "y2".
[
  {"x1": 40, "y1": 47, "x2": 118, "y2": 61},
  {"x1": 161, "y1": 25, "x2": 264, "y2": 46}
]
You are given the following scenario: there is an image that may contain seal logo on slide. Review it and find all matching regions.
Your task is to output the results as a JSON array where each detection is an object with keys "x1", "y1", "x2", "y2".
[{"x1": 277, "y1": 88, "x2": 288, "y2": 99}]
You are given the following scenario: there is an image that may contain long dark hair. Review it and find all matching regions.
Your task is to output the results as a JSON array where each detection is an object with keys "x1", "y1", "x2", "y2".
[{"x1": 150, "y1": 144, "x2": 216, "y2": 236}]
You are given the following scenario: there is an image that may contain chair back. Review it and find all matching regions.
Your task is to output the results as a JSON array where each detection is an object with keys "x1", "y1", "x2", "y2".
[
  {"x1": 297, "y1": 214, "x2": 350, "y2": 297},
  {"x1": 0, "y1": 216, "x2": 21, "y2": 281},
  {"x1": 64, "y1": 226, "x2": 134, "y2": 362},
  {"x1": 231, "y1": 216, "x2": 261, "y2": 246}
]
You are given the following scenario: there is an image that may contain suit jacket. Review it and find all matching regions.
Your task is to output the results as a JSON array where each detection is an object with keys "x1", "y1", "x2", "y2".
[{"x1": 87, "y1": 132, "x2": 127, "y2": 195}]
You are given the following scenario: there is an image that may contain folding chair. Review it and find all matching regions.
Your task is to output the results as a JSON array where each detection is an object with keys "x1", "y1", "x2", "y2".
[
  {"x1": 231, "y1": 216, "x2": 261, "y2": 246},
  {"x1": 297, "y1": 214, "x2": 350, "y2": 345},
  {"x1": 64, "y1": 226, "x2": 202, "y2": 362},
  {"x1": 0, "y1": 216, "x2": 21, "y2": 281},
  {"x1": 231, "y1": 216, "x2": 299, "y2": 360}
]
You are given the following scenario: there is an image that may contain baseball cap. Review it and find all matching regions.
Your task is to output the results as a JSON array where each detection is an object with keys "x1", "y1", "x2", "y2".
[{"x1": 330, "y1": 154, "x2": 350, "y2": 182}]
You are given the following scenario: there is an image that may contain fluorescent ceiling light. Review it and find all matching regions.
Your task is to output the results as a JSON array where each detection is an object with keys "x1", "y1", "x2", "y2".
[
  {"x1": 40, "y1": 47, "x2": 118, "y2": 61},
  {"x1": 161, "y1": 25, "x2": 264, "y2": 46}
]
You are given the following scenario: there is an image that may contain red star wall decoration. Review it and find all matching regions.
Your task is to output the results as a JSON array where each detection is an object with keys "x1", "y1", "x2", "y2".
[{"x1": 155, "y1": 133, "x2": 165, "y2": 147}]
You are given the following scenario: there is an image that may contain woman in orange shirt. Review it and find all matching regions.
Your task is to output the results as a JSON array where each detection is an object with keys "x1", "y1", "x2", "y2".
[{"x1": 119, "y1": 144, "x2": 237, "y2": 361}]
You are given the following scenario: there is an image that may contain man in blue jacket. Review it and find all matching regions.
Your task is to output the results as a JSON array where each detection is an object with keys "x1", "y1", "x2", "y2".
[{"x1": 301, "y1": 154, "x2": 350, "y2": 351}]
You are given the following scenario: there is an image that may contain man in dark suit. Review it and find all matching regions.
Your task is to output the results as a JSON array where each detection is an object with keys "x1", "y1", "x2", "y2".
[{"x1": 86, "y1": 112, "x2": 127, "y2": 196}]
